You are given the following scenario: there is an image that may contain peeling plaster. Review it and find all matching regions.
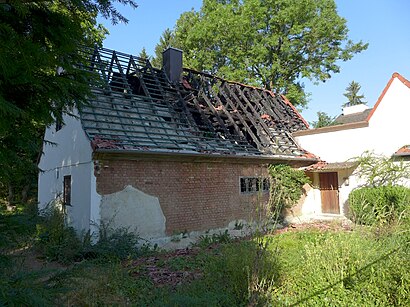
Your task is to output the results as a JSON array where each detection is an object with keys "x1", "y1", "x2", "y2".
[{"x1": 100, "y1": 185, "x2": 166, "y2": 239}]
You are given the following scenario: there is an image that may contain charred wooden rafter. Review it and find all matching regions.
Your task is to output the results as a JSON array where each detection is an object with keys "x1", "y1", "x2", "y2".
[{"x1": 79, "y1": 47, "x2": 308, "y2": 156}]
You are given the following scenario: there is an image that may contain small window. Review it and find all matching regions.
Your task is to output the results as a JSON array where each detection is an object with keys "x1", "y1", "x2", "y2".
[
  {"x1": 63, "y1": 175, "x2": 71, "y2": 206},
  {"x1": 240, "y1": 177, "x2": 270, "y2": 194}
]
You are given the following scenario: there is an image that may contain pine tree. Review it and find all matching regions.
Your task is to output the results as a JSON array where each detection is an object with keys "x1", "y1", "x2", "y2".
[
  {"x1": 138, "y1": 47, "x2": 150, "y2": 62},
  {"x1": 343, "y1": 81, "x2": 366, "y2": 107},
  {"x1": 151, "y1": 28, "x2": 177, "y2": 68}
]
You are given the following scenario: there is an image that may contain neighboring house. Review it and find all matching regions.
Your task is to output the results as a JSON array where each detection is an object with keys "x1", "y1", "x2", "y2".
[
  {"x1": 293, "y1": 72, "x2": 410, "y2": 219},
  {"x1": 38, "y1": 47, "x2": 317, "y2": 244}
]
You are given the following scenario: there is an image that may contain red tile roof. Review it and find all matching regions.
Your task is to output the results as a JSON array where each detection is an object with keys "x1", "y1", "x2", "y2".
[
  {"x1": 394, "y1": 145, "x2": 410, "y2": 156},
  {"x1": 304, "y1": 161, "x2": 358, "y2": 172}
]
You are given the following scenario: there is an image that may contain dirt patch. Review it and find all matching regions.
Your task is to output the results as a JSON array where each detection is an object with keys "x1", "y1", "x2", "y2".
[
  {"x1": 125, "y1": 247, "x2": 207, "y2": 288},
  {"x1": 274, "y1": 220, "x2": 354, "y2": 235},
  {"x1": 10, "y1": 246, "x2": 66, "y2": 272}
]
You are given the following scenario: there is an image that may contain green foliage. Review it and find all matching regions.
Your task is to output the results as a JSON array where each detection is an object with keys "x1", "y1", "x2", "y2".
[
  {"x1": 348, "y1": 185, "x2": 410, "y2": 226},
  {"x1": 50, "y1": 260, "x2": 155, "y2": 306},
  {"x1": 151, "y1": 28, "x2": 180, "y2": 68},
  {"x1": 0, "y1": 268, "x2": 60, "y2": 306},
  {"x1": 272, "y1": 228, "x2": 410, "y2": 306},
  {"x1": 354, "y1": 151, "x2": 410, "y2": 187},
  {"x1": 2, "y1": 207, "x2": 410, "y2": 306},
  {"x1": 35, "y1": 204, "x2": 144, "y2": 264},
  {"x1": 268, "y1": 164, "x2": 310, "y2": 216},
  {"x1": 195, "y1": 229, "x2": 232, "y2": 248},
  {"x1": 343, "y1": 80, "x2": 366, "y2": 107},
  {"x1": 0, "y1": 205, "x2": 38, "y2": 252},
  {"x1": 0, "y1": 0, "x2": 137, "y2": 202},
  {"x1": 86, "y1": 223, "x2": 143, "y2": 261},
  {"x1": 35, "y1": 206, "x2": 84, "y2": 264},
  {"x1": 138, "y1": 47, "x2": 150, "y2": 62},
  {"x1": 310, "y1": 111, "x2": 336, "y2": 128},
  {"x1": 169, "y1": 0, "x2": 368, "y2": 106}
]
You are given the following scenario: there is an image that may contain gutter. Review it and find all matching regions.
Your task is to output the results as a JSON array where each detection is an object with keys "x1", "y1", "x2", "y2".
[{"x1": 293, "y1": 121, "x2": 368, "y2": 137}]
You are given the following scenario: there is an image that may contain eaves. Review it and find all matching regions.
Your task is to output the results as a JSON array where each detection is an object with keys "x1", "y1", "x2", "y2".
[{"x1": 93, "y1": 149, "x2": 318, "y2": 168}]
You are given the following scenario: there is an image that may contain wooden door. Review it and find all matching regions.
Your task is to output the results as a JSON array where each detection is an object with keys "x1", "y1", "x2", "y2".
[{"x1": 319, "y1": 172, "x2": 340, "y2": 214}]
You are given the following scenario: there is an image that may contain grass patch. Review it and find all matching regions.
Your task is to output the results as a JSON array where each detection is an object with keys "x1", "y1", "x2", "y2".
[{"x1": 271, "y1": 225, "x2": 410, "y2": 306}]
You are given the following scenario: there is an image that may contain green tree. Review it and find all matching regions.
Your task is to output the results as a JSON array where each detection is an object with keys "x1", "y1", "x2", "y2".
[
  {"x1": 151, "y1": 28, "x2": 178, "y2": 68},
  {"x1": 169, "y1": 0, "x2": 367, "y2": 107},
  {"x1": 310, "y1": 111, "x2": 335, "y2": 128},
  {"x1": 354, "y1": 151, "x2": 410, "y2": 187},
  {"x1": 343, "y1": 80, "x2": 366, "y2": 107},
  {"x1": 0, "y1": 0, "x2": 137, "y2": 205},
  {"x1": 138, "y1": 47, "x2": 150, "y2": 62}
]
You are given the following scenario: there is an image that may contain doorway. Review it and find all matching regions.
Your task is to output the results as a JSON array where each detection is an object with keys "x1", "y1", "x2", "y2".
[{"x1": 319, "y1": 172, "x2": 340, "y2": 214}]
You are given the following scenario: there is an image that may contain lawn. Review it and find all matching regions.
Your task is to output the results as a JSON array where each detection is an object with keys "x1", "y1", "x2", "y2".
[{"x1": 1, "y1": 206, "x2": 409, "y2": 306}]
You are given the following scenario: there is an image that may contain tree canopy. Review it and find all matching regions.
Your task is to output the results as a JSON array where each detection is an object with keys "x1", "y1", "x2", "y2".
[
  {"x1": 155, "y1": 0, "x2": 367, "y2": 107},
  {"x1": 0, "y1": 0, "x2": 137, "y2": 203},
  {"x1": 310, "y1": 111, "x2": 335, "y2": 128},
  {"x1": 343, "y1": 80, "x2": 366, "y2": 107}
]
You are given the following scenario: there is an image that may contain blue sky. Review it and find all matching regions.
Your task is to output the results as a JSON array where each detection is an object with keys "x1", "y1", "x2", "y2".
[{"x1": 99, "y1": 0, "x2": 410, "y2": 124}]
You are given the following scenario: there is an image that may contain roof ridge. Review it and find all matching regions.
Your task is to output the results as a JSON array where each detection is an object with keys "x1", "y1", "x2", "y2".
[{"x1": 366, "y1": 72, "x2": 410, "y2": 122}]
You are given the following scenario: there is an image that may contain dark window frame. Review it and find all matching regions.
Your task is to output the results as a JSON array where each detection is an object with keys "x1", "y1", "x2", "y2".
[
  {"x1": 240, "y1": 177, "x2": 270, "y2": 194},
  {"x1": 63, "y1": 175, "x2": 71, "y2": 206}
]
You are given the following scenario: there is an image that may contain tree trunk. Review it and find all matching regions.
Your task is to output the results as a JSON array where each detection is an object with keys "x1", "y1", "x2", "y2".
[{"x1": 6, "y1": 184, "x2": 15, "y2": 211}]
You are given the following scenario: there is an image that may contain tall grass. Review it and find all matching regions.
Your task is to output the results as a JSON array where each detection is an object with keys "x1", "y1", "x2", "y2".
[
  {"x1": 271, "y1": 225, "x2": 410, "y2": 306},
  {"x1": 1, "y1": 205, "x2": 409, "y2": 306}
]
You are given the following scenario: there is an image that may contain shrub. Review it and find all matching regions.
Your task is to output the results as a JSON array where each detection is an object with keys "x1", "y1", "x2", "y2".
[
  {"x1": 268, "y1": 164, "x2": 310, "y2": 218},
  {"x1": 348, "y1": 185, "x2": 410, "y2": 226},
  {"x1": 85, "y1": 224, "x2": 142, "y2": 261},
  {"x1": 195, "y1": 229, "x2": 232, "y2": 248},
  {"x1": 35, "y1": 203, "x2": 85, "y2": 264},
  {"x1": 35, "y1": 203, "x2": 146, "y2": 264}
]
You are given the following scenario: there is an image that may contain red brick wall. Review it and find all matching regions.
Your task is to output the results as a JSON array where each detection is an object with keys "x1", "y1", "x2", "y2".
[{"x1": 96, "y1": 158, "x2": 270, "y2": 234}]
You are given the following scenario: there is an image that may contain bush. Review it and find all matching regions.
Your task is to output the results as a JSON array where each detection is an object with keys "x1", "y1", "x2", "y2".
[
  {"x1": 35, "y1": 201, "x2": 147, "y2": 264},
  {"x1": 35, "y1": 206, "x2": 83, "y2": 264},
  {"x1": 268, "y1": 164, "x2": 310, "y2": 219},
  {"x1": 348, "y1": 185, "x2": 410, "y2": 226},
  {"x1": 85, "y1": 225, "x2": 143, "y2": 261}
]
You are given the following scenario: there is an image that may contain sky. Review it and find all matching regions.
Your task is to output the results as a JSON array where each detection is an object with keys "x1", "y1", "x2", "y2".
[{"x1": 98, "y1": 0, "x2": 410, "y2": 124}]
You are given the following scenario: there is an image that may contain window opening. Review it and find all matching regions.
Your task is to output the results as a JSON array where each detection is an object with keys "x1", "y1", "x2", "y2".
[
  {"x1": 240, "y1": 177, "x2": 270, "y2": 194},
  {"x1": 63, "y1": 175, "x2": 71, "y2": 206}
]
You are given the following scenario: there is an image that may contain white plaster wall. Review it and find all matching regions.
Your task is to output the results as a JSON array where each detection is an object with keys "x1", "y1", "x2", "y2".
[
  {"x1": 293, "y1": 76, "x2": 410, "y2": 219},
  {"x1": 296, "y1": 77, "x2": 410, "y2": 162},
  {"x1": 38, "y1": 110, "x2": 96, "y2": 233},
  {"x1": 295, "y1": 126, "x2": 370, "y2": 162},
  {"x1": 100, "y1": 185, "x2": 166, "y2": 240}
]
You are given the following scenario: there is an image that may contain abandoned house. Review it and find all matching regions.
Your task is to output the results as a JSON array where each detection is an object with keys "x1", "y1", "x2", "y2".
[
  {"x1": 293, "y1": 72, "x2": 410, "y2": 219},
  {"x1": 37, "y1": 47, "x2": 317, "y2": 244}
]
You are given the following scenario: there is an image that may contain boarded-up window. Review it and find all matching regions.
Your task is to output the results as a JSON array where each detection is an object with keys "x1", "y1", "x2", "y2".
[{"x1": 63, "y1": 175, "x2": 71, "y2": 206}]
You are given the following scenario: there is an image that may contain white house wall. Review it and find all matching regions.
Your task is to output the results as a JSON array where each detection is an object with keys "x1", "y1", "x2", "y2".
[
  {"x1": 295, "y1": 77, "x2": 410, "y2": 162},
  {"x1": 367, "y1": 78, "x2": 410, "y2": 155},
  {"x1": 38, "y1": 110, "x2": 99, "y2": 233},
  {"x1": 294, "y1": 75, "x2": 410, "y2": 218}
]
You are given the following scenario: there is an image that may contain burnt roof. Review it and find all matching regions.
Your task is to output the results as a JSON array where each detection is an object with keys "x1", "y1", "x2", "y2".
[
  {"x1": 79, "y1": 47, "x2": 311, "y2": 158},
  {"x1": 334, "y1": 108, "x2": 372, "y2": 125}
]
